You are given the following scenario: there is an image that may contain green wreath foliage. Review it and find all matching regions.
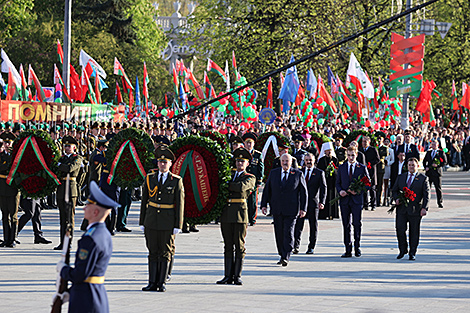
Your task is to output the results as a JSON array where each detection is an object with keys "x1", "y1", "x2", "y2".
[
  {"x1": 199, "y1": 130, "x2": 231, "y2": 153},
  {"x1": 106, "y1": 127, "x2": 155, "y2": 189},
  {"x1": 310, "y1": 132, "x2": 331, "y2": 151},
  {"x1": 343, "y1": 130, "x2": 378, "y2": 148},
  {"x1": 170, "y1": 135, "x2": 231, "y2": 225},
  {"x1": 9, "y1": 129, "x2": 61, "y2": 199},
  {"x1": 254, "y1": 131, "x2": 291, "y2": 181}
]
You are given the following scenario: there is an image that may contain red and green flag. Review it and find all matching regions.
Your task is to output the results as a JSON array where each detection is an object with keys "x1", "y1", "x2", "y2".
[
  {"x1": 53, "y1": 64, "x2": 71, "y2": 103},
  {"x1": 28, "y1": 65, "x2": 46, "y2": 102},
  {"x1": 19, "y1": 64, "x2": 29, "y2": 101},
  {"x1": 6, "y1": 68, "x2": 18, "y2": 100},
  {"x1": 172, "y1": 66, "x2": 179, "y2": 96},
  {"x1": 460, "y1": 83, "x2": 470, "y2": 110},
  {"x1": 115, "y1": 81, "x2": 123, "y2": 104},
  {"x1": 451, "y1": 80, "x2": 459, "y2": 110},
  {"x1": 57, "y1": 39, "x2": 64, "y2": 66},
  {"x1": 81, "y1": 67, "x2": 96, "y2": 104},
  {"x1": 113, "y1": 57, "x2": 133, "y2": 91},
  {"x1": 207, "y1": 58, "x2": 227, "y2": 82}
]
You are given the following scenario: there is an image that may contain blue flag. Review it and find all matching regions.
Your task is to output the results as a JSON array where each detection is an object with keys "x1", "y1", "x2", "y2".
[
  {"x1": 179, "y1": 81, "x2": 188, "y2": 111},
  {"x1": 278, "y1": 55, "x2": 300, "y2": 103},
  {"x1": 135, "y1": 75, "x2": 141, "y2": 108},
  {"x1": 327, "y1": 66, "x2": 336, "y2": 86},
  {"x1": 306, "y1": 69, "x2": 317, "y2": 98}
]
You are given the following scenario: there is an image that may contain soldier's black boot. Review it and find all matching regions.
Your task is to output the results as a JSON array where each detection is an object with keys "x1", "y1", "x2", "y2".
[
  {"x1": 216, "y1": 256, "x2": 234, "y2": 284},
  {"x1": 233, "y1": 258, "x2": 244, "y2": 285},
  {"x1": 142, "y1": 261, "x2": 159, "y2": 291},
  {"x1": 0, "y1": 223, "x2": 10, "y2": 247},
  {"x1": 166, "y1": 255, "x2": 174, "y2": 282},
  {"x1": 7, "y1": 223, "x2": 18, "y2": 248},
  {"x1": 157, "y1": 261, "x2": 169, "y2": 292}
]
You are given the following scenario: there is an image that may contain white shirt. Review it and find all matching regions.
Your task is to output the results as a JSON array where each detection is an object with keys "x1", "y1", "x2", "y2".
[
  {"x1": 158, "y1": 171, "x2": 169, "y2": 185},
  {"x1": 398, "y1": 161, "x2": 405, "y2": 175},
  {"x1": 407, "y1": 172, "x2": 416, "y2": 185},
  {"x1": 281, "y1": 168, "x2": 290, "y2": 182},
  {"x1": 233, "y1": 170, "x2": 244, "y2": 181},
  {"x1": 347, "y1": 162, "x2": 356, "y2": 175}
]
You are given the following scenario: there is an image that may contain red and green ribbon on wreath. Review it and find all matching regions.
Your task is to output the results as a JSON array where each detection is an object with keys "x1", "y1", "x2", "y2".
[
  {"x1": 6, "y1": 135, "x2": 60, "y2": 186},
  {"x1": 107, "y1": 139, "x2": 146, "y2": 185}
]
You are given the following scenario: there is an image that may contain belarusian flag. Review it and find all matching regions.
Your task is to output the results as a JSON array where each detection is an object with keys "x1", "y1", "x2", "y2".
[
  {"x1": 57, "y1": 39, "x2": 64, "y2": 66},
  {"x1": 81, "y1": 67, "x2": 96, "y2": 104},
  {"x1": 28, "y1": 65, "x2": 46, "y2": 102},
  {"x1": 6, "y1": 68, "x2": 18, "y2": 100},
  {"x1": 115, "y1": 81, "x2": 123, "y2": 104},
  {"x1": 54, "y1": 64, "x2": 71, "y2": 102},
  {"x1": 318, "y1": 75, "x2": 338, "y2": 115},
  {"x1": 347, "y1": 52, "x2": 374, "y2": 99},
  {"x1": 187, "y1": 69, "x2": 204, "y2": 100},
  {"x1": 451, "y1": 80, "x2": 459, "y2": 110},
  {"x1": 207, "y1": 58, "x2": 227, "y2": 82},
  {"x1": 172, "y1": 66, "x2": 179, "y2": 96},
  {"x1": 143, "y1": 62, "x2": 149, "y2": 112},
  {"x1": 460, "y1": 83, "x2": 470, "y2": 110},
  {"x1": 114, "y1": 57, "x2": 133, "y2": 90},
  {"x1": 267, "y1": 77, "x2": 273, "y2": 108},
  {"x1": 19, "y1": 64, "x2": 29, "y2": 101},
  {"x1": 204, "y1": 71, "x2": 215, "y2": 99}
]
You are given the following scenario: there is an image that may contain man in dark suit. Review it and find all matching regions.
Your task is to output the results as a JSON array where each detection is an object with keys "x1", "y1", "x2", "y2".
[
  {"x1": 392, "y1": 157, "x2": 430, "y2": 260},
  {"x1": 336, "y1": 146, "x2": 370, "y2": 257},
  {"x1": 359, "y1": 136, "x2": 380, "y2": 211},
  {"x1": 293, "y1": 153, "x2": 327, "y2": 254},
  {"x1": 261, "y1": 154, "x2": 308, "y2": 266},
  {"x1": 292, "y1": 134, "x2": 307, "y2": 167},
  {"x1": 422, "y1": 140, "x2": 447, "y2": 208},
  {"x1": 390, "y1": 152, "x2": 407, "y2": 192},
  {"x1": 398, "y1": 131, "x2": 420, "y2": 162}
]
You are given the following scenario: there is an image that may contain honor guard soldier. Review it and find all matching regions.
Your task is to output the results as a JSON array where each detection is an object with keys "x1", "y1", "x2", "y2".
[
  {"x1": 217, "y1": 148, "x2": 255, "y2": 285},
  {"x1": 140, "y1": 146, "x2": 184, "y2": 292},
  {"x1": 242, "y1": 133, "x2": 264, "y2": 226},
  {"x1": 292, "y1": 133, "x2": 307, "y2": 166},
  {"x1": 376, "y1": 132, "x2": 389, "y2": 207},
  {"x1": 55, "y1": 136, "x2": 83, "y2": 250},
  {"x1": 229, "y1": 136, "x2": 245, "y2": 169},
  {"x1": 57, "y1": 181, "x2": 119, "y2": 313},
  {"x1": 333, "y1": 133, "x2": 347, "y2": 163},
  {"x1": 0, "y1": 131, "x2": 20, "y2": 247}
]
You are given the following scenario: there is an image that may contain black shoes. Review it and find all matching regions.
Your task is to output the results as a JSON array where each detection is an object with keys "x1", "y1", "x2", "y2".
[
  {"x1": 409, "y1": 254, "x2": 416, "y2": 261},
  {"x1": 438, "y1": 204, "x2": 444, "y2": 208},
  {"x1": 292, "y1": 248, "x2": 299, "y2": 254},
  {"x1": 34, "y1": 237, "x2": 52, "y2": 244},
  {"x1": 306, "y1": 248, "x2": 314, "y2": 254},
  {"x1": 216, "y1": 276, "x2": 234, "y2": 284},
  {"x1": 142, "y1": 283, "x2": 159, "y2": 291},
  {"x1": 281, "y1": 259, "x2": 288, "y2": 267},
  {"x1": 117, "y1": 227, "x2": 132, "y2": 232},
  {"x1": 53, "y1": 244, "x2": 63, "y2": 250},
  {"x1": 341, "y1": 252, "x2": 352, "y2": 258},
  {"x1": 355, "y1": 248, "x2": 362, "y2": 257},
  {"x1": 189, "y1": 225, "x2": 199, "y2": 232}
]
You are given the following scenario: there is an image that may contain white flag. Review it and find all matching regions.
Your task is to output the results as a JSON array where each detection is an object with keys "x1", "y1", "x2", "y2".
[
  {"x1": 346, "y1": 52, "x2": 374, "y2": 99},
  {"x1": 79, "y1": 49, "x2": 107, "y2": 79},
  {"x1": 225, "y1": 60, "x2": 230, "y2": 92},
  {"x1": 1, "y1": 49, "x2": 21, "y2": 86}
]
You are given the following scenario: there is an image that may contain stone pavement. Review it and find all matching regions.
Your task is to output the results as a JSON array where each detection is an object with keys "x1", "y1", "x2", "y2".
[{"x1": 1, "y1": 172, "x2": 469, "y2": 312}]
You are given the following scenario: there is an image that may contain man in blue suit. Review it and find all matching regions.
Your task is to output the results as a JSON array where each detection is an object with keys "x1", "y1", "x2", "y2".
[
  {"x1": 261, "y1": 154, "x2": 308, "y2": 266},
  {"x1": 336, "y1": 146, "x2": 370, "y2": 258}
]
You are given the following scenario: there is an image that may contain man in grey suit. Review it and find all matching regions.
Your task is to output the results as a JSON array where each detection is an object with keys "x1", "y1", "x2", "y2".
[
  {"x1": 392, "y1": 157, "x2": 430, "y2": 261},
  {"x1": 261, "y1": 154, "x2": 308, "y2": 266}
]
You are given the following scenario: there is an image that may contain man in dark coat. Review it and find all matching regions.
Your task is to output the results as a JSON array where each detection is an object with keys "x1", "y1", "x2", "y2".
[
  {"x1": 392, "y1": 157, "x2": 430, "y2": 260},
  {"x1": 359, "y1": 136, "x2": 380, "y2": 211},
  {"x1": 422, "y1": 140, "x2": 447, "y2": 208},
  {"x1": 293, "y1": 153, "x2": 327, "y2": 254},
  {"x1": 261, "y1": 153, "x2": 308, "y2": 266},
  {"x1": 398, "y1": 131, "x2": 420, "y2": 162}
]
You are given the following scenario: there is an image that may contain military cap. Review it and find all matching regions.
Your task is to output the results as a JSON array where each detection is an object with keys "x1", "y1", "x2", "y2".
[
  {"x1": 5, "y1": 121, "x2": 13, "y2": 131},
  {"x1": 78, "y1": 125, "x2": 85, "y2": 132},
  {"x1": 230, "y1": 136, "x2": 244, "y2": 145},
  {"x1": 121, "y1": 122, "x2": 128, "y2": 129},
  {"x1": 62, "y1": 135, "x2": 78, "y2": 146},
  {"x1": 375, "y1": 131, "x2": 386, "y2": 138},
  {"x1": 91, "y1": 122, "x2": 100, "y2": 129},
  {"x1": 107, "y1": 121, "x2": 113, "y2": 129},
  {"x1": 292, "y1": 133, "x2": 305, "y2": 142},
  {"x1": 233, "y1": 147, "x2": 253, "y2": 162},
  {"x1": 278, "y1": 142, "x2": 289, "y2": 150},
  {"x1": 154, "y1": 135, "x2": 170, "y2": 146},
  {"x1": 242, "y1": 132, "x2": 258, "y2": 142},
  {"x1": 63, "y1": 122, "x2": 70, "y2": 130},
  {"x1": 0, "y1": 122, "x2": 4, "y2": 130},
  {"x1": 404, "y1": 130, "x2": 411, "y2": 135},
  {"x1": 0, "y1": 131, "x2": 16, "y2": 142},
  {"x1": 13, "y1": 123, "x2": 22, "y2": 133},
  {"x1": 101, "y1": 122, "x2": 107, "y2": 129},
  {"x1": 152, "y1": 123, "x2": 159, "y2": 130},
  {"x1": 155, "y1": 145, "x2": 175, "y2": 162},
  {"x1": 87, "y1": 181, "x2": 120, "y2": 210},
  {"x1": 333, "y1": 132, "x2": 345, "y2": 140},
  {"x1": 340, "y1": 129, "x2": 349, "y2": 136},
  {"x1": 114, "y1": 122, "x2": 121, "y2": 130},
  {"x1": 97, "y1": 139, "x2": 108, "y2": 148}
]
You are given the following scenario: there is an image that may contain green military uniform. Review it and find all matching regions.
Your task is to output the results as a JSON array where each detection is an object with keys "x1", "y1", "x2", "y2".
[
  {"x1": 56, "y1": 136, "x2": 83, "y2": 249},
  {"x1": 333, "y1": 133, "x2": 347, "y2": 164},
  {"x1": 140, "y1": 146, "x2": 184, "y2": 292},
  {"x1": 242, "y1": 133, "x2": 264, "y2": 225},
  {"x1": 377, "y1": 142, "x2": 389, "y2": 206},
  {"x1": 0, "y1": 132, "x2": 20, "y2": 248},
  {"x1": 88, "y1": 148, "x2": 103, "y2": 184},
  {"x1": 218, "y1": 148, "x2": 255, "y2": 285}
]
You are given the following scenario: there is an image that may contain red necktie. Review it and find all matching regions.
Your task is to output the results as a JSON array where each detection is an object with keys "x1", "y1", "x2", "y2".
[{"x1": 407, "y1": 174, "x2": 413, "y2": 188}]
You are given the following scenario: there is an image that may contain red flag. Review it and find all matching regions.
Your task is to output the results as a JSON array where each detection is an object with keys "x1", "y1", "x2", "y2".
[
  {"x1": 172, "y1": 66, "x2": 179, "y2": 96},
  {"x1": 416, "y1": 80, "x2": 437, "y2": 114},
  {"x1": 143, "y1": 62, "x2": 149, "y2": 111},
  {"x1": 452, "y1": 80, "x2": 459, "y2": 110},
  {"x1": 267, "y1": 77, "x2": 273, "y2": 108},
  {"x1": 28, "y1": 65, "x2": 46, "y2": 102},
  {"x1": 6, "y1": 68, "x2": 17, "y2": 100},
  {"x1": 114, "y1": 57, "x2": 133, "y2": 90},
  {"x1": 459, "y1": 83, "x2": 470, "y2": 110},
  {"x1": 207, "y1": 59, "x2": 227, "y2": 82},
  {"x1": 69, "y1": 64, "x2": 81, "y2": 101},
  {"x1": 318, "y1": 76, "x2": 338, "y2": 114},
  {"x1": 95, "y1": 76, "x2": 101, "y2": 104},
  {"x1": 115, "y1": 81, "x2": 123, "y2": 104},
  {"x1": 129, "y1": 89, "x2": 134, "y2": 112},
  {"x1": 57, "y1": 39, "x2": 64, "y2": 65},
  {"x1": 294, "y1": 85, "x2": 305, "y2": 108}
]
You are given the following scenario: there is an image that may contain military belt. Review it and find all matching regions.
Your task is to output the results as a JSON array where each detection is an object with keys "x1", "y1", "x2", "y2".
[
  {"x1": 103, "y1": 169, "x2": 110, "y2": 173},
  {"x1": 84, "y1": 276, "x2": 105, "y2": 284},
  {"x1": 149, "y1": 202, "x2": 175, "y2": 209},
  {"x1": 60, "y1": 177, "x2": 76, "y2": 181},
  {"x1": 0, "y1": 174, "x2": 7, "y2": 179},
  {"x1": 227, "y1": 199, "x2": 246, "y2": 203}
]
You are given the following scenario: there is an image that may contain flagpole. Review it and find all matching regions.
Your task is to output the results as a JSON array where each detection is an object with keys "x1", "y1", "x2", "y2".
[
  {"x1": 401, "y1": 0, "x2": 412, "y2": 131},
  {"x1": 62, "y1": 0, "x2": 72, "y2": 100}
]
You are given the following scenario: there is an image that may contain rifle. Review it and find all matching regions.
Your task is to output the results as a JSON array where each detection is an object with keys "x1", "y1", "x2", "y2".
[{"x1": 51, "y1": 223, "x2": 72, "y2": 313}]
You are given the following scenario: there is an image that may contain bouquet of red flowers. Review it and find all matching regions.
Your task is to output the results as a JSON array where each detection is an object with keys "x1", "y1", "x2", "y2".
[
  {"x1": 432, "y1": 157, "x2": 444, "y2": 169},
  {"x1": 325, "y1": 160, "x2": 337, "y2": 177},
  {"x1": 387, "y1": 187, "x2": 416, "y2": 213},
  {"x1": 330, "y1": 176, "x2": 371, "y2": 205}
]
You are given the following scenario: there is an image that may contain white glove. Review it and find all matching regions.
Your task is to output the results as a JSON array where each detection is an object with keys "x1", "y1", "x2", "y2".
[
  {"x1": 56, "y1": 260, "x2": 66, "y2": 273},
  {"x1": 173, "y1": 228, "x2": 181, "y2": 235},
  {"x1": 140, "y1": 225, "x2": 145, "y2": 232},
  {"x1": 52, "y1": 291, "x2": 70, "y2": 304}
]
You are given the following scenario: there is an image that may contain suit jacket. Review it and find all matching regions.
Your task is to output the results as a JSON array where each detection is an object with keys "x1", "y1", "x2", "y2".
[
  {"x1": 356, "y1": 151, "x2": 366, "y2": 165},
  {"x1": 390, "y1": 160, "x2": 408, "y2": 188},
  {"x1": 302, "y1": 167, "x2": 327, "y2": 213},
  {"x1": 335, "y1": 162, "x2": 370, "y2": 206},
  {"x1": 140, "y1": 171, "x2": 185, "y2": 230},
  {"x1": 0, "y1": 151, "x2": 19, "y2": 197},
  {"x1": 392, "y1": 172, "x2": 430, "y2": 215},
  {"x1": 221, "y1": 171, "x2": 256, "y2": 223},
  {"x1": 398, "y1": 143, "x2": 420, "y2": 161},
  {"x1": 422, "y1": 149, "x2": 447, "y2": 177},
  {"x1": 260, "y1": 167, "x2": 308, "y2": 216},
  {"x1": 292, "y1": 148, "x2": 307, "y2": 167},
  {"x1": 359, "y1": 146, "x2": 380, "y2": 183}
]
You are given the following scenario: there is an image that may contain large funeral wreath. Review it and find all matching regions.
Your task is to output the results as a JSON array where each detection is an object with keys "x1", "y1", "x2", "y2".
[
  {"x1": 199, "y1": 130, "x2": 231, "y2": 153},
  {"x1": 310, "y1": 132, "x2": 331, "y2": 151},
  {"x1": 170, "y1": 135, "x2": 231, "y2": 225},
  {"x1": 8, "y1": 130, "x2": 61, "y2": 198},
  {"x1": 254, "y1": 131, "x2": 291, "y2": 181},
  {"x1": 106, "y1": 127, "x2": 155, "y2": 189},
  {"x1": 343, "y1": 130, "x2": 378, "y2": 148}
]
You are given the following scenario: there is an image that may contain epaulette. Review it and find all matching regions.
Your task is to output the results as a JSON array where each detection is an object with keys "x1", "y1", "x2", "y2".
[
  {"x1": 170, "y1": 172, "x2": 181, "y2": 179},
  {"x1": 148, "y1": 171, "x2": 157, "y2": 176},
  {"x1": 253, "y1": 149, "x2": 262, "y2": 155},
  {"x1": 244, "y1": 172, "x2": 255, "y2": 177},
  {"x1": 85, "y1": 227, "x2": 97, "y2": 236}
]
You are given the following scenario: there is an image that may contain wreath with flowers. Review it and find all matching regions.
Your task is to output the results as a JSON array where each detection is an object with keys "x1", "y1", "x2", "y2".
[
  {"x1": 7, "y1": 130, "x2": 61, "y2": 198},
  {"x1": 106, "y1": 127, "x2": 155, "y2": 189},
  {"x1": 254, "y1": 131, "x2": 291, "y2": 182},
  {"x1": 170, "y1": 135, "x2": 231, "y2": 225},
  {"x1": 199, "y1": 130, "x2": 230, "y2": 153},
  {"x1": 310, "y1": 132, "x2": 331, "y2": 152},
  {"x1": 343, "y1": 130, "x2": 378, "y2": 149}
]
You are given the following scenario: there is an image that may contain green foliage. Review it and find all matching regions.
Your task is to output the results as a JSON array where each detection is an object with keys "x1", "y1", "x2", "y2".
[{"x1": 0, "y1": 0, "x2": 35, "y2": 42}]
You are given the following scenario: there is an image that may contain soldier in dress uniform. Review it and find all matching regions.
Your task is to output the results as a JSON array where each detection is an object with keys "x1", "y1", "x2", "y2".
[
  {"x1": 54, "y1": 136, "x2": 83, "y2": 250},
  {"x1": 333, "y1": 133, "x2": 347, "y2": 163},
  {"x1": 242, "y1": 133, "x2": 264, "y2": 226},
  {"x1": 376, "y1": 132, "x2": 389, "y2": 207},
  {"x1": 292, "y1": 133, "x2": 307, "y2": 166},
  {"x1": 140, "y1": 146, "x2": 184, "y2": 292},
  {"x1": 57, "y1": 181, "x2": 119, "y2": 313},
  {"x1": 88, "y1": 138, "x2": 103, "y2": 186},
  {"x1": 217, "y1": 148, "x2": 255, "y2": 285},
  {"x1": 0, "y1": 132, "x2": 20, "y2": 248}
]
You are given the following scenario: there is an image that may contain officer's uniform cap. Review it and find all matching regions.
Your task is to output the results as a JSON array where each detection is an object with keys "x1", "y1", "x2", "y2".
[
  {"x1": 233, "y1": 147, "x2": 253, "y2": 161},
  {"x1": 155, "y1": 146, "x2": 175, "y2": 162}
]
